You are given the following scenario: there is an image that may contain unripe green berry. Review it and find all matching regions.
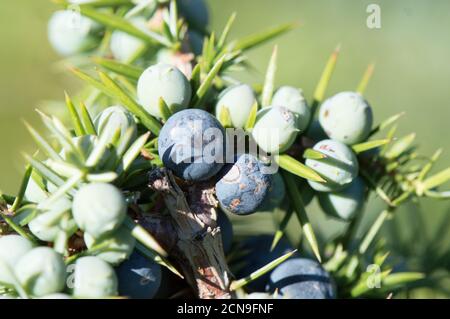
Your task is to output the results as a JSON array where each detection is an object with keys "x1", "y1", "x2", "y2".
[
  {"x1": 84, "y1": 227, "x2": 136, "y2": 266},
  {"x1": 318, "y1": 177, "x2": 366, "y2": 221},
  {"x1": 272, "y1": 86, "x2": 311, "y2": 131},
  {"x1": 72, "y1": 183, "x2": 127, "y2": 238},
  {"x1": 305, "y1": 139, "x2": 359, "y2": 192},
  {"x1": 73, "y1": 256, "x2": 118, "y2": 298},
  {"x1": 94, "y1": 106, "x2": 137, "y2": 143},
  {"x1": 48, "y1": 10, "x2": 101, "y2": 57},
  {"x1": 137, "y1": 63, "x2": 192, "y2": 119},
  {"x1": 15, "y1": 247, "x2": 66, "y2": 297},
  {"x1": 252, "y1": 106, "x2": 300, "y2": 153},
  {"x1": 0, "y1": 235, "x2": 34, "y2": 286},
  {"x1": 215, "y1": 84, "x2": 257, "y2": 129},
  {"x1": 319, "y1": 92, "x2": 373, "y2": 145},
  {"x1": 110, "y1": 17, "x2": 148, "y2": 62},
  {"x1": 28, "y1": 197, "x2": 76, "y2": 242}
]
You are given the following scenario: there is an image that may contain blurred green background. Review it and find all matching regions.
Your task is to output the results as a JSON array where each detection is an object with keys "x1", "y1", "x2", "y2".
[{"x1": 0, "y1": 0, "x2": 449, "y2": 297}]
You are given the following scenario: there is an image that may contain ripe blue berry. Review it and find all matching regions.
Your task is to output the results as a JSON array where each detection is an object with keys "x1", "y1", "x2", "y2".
[
  {"x1": 73, "y1": 256, "x2": 118, "y2": 298},
  {"x1": 234, "y1": 235, "x2": 295, "y2": 291},
  {"x1": 116, "y1": 251, "x2": 162, "y2": 299},
  {"x1": 0, "y1": 235, "x2": 33, "y2": 286},
  {"x1": 215, "y1": 84, "x2": 257, "y2": 129},
  {"x1": 216, "y1": 154, "x2": 272, "y2": 215},
  {"x1": 305, "y1": 139, "x2": 359, "y2": 192},
  {"x1": 252, "y1": 106, "x2": 300, "y2": 154},
  {"x1": 319, "y1": 92, "x2": 373, "y2": 145},
  {"x1": 48, "y1": 10, "x2": 101, "y2": 57},
  {"x1": 318, "y1": 177, "x2": 366, "y2": 221},
  {"x1": 186, "y1": 30, "x2": 204, "y2": 56},
  {"x1": 217, "y1": 210, "x2": 233, "y2": 254},
  {"x1": 84, "y1": 226, "x2": 136, "y2": 266},
  {"x1": 272, "y1": 86, "x2": 311, "y2": 131},
  {"x1": 256, "y1": 172, "x2": 286, "y2": 213},
  {"x1": 267, "y1": 258, "x2": 336, "y2": 299},
  {"x1": 15, "y1": 247, "x2": 66, "y2": 297},
  {"x1": 177, "y1": 0, "x2": 209, "y2": 31},
  {"x1": 158, "y1": 109, "x2": 226, "y2": 181},
  {"x1": 72, "y1": 183, "x2": 127, "y2": 238},
  {"x1": 110, "y1": 17, "x2": 148, "y2": 62},
  {"x1": 137, "y1": 63, "x2": 192, "y2": 119}
]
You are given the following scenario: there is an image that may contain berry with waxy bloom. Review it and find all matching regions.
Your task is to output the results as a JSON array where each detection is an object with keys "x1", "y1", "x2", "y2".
[
  {"x1": 267, "y1": 258, "x2": 336, "y2": 299},
  {"x1": 158, "y1": 109, "x2": 226, "y2": 181},
  {"x1": 319, "y1": 91, "x2": 373, "y2": 145},
  {"x1": 73, "y1": 256, "x2": 118, "y2": 298},
  {"x1": 252, "y1": 106, "x2": 300, "y2": 154},
  {"x1": 305, "y1": 139, "x2": 359, "y2": 192},
  {"x1": 72, "y1": 183, "x2": 127, "y2": 238},
  {"x1": 0, "y1": 235, "x2": 34, "y2": 286},
  {"x1": 116, "y1": 251, "x2": 162, "y2": 299},
  {"x1": 272, "y1": 86, "x2": 311, "y2": 131},
  {"x1": 318, "y1": 177, "x2": 366, "y2": 221},
  {"x1": 215, "y1": 84, "x2": 257, "y2": 129},
  {"x1": 15, "y1": 247, "x2": 66, "y2": 297},
  {"x1": 137, "y1": 63, "x2": 192, "y2": 119},
  {"x1": 216, "y1": 154, "x2": 272, "y2": 216},
  {"x1": 84, "y1": 226, "x2": 136, "y2": 266}
]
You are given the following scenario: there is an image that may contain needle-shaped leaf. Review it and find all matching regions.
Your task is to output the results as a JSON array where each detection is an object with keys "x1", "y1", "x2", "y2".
[
  {"x1": 93, "y1": 57, "x2": 143, "y2": 81},
  {"x1": 158, "y1": 98, "x2": 173, "y2": 122},
  {"x1": 352, "y1": 139, "x2": 391, "y2": 154},
  {"x1": 73, "y1": 4, "x2": 171, "y2": 47},
  {"x1": 121, "y1": 132, "x2": 150, "y2": 173},
  {"x1": 230, "y1": 249, "x2": 297, "y2": 291},
  {"x1": 86, "y1": 172, "x2": 119, "y2": 183},
  {"x1": 10, "y1": 165, "x2": 33, "y2": 212},
  {"x1": 310, "y1": 44, "x2": 340, "y2": 117},
  {"x1": 418, "y1": 148, "x2": 443, "y2": 181},
  {"x1": 271, "y1": 209, "x2": 293, "y2": 251},
  {"x1": 282, "y1": 171, "x2": 322, "y2": 262},
  {"x1": 244, "y1": 101, "x2": 258, "y2": 131},
  {"x1": 384, "y1": 133, "x2": 416, "y2": 160},
  {"x1": 218, "y1": 106, "x2": 232, "y2": 128},
  {"x1": 25, "y1": 155, "x2": 65, "y2": 192},
  {"x1": 369, "y1": 112, "x2": 405, "y2": 137},
  {"x1": 24, "y1": 121, "x2": 61, "y2": 161},
  {"x1": 97, "y1": 70, "x2": 162, "y2": 135},
  {"x1": 79, "y1": 102, "x2": 97, "y2": 135},
  {"x1": 356, "y1": 63, "x2": 375, "y2": 95},
  {"x1": 275, "y1": 154, "x2": 325, "y2": 182},
  {"x1": 65, "y1": 92, "x2": 86, "y2": 136},
  {"x1": 193, "y1": 56, "x2": 226, "y2": 107},
  {"x1": 261, "y1": 46, "x2": 278, "y2": 107},
  {"x1": 124, "y1": 216, "x2": 168, "y2": 258},
  {"x1": 422, "y1": 167, "x2": 450, "y2": 192},
  {"x1": 217, "y1": 12, "x2": 237, "y2": 50},
  {"x1": 359, "y1": 209, "x2": 392, "y2": 255},
  {"x1": 303, "y1": 148, "x2": 328, "y2": 160},
  {"x1": 382, "y1": 272, "x2": 425, "y2": 289},
  {"x1": 234, "y1": 23, "x2": 296, "y2": 52}
]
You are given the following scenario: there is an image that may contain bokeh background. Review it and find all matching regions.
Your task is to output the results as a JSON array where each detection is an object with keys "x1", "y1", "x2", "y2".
[{"x1": 0, "y1": 0, "x2": 449, "y2": 297}]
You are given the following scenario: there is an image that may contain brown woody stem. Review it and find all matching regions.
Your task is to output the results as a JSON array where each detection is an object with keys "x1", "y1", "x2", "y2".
[{"x1": 147, "y1": 168, "x2": 233, "y2": 299}]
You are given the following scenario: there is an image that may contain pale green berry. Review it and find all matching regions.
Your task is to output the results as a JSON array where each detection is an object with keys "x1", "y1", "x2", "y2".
[
  {"x1": 110, "y1": 17, "x2": 148, "y2": 62},
  {"x1": 84, "y1": 227, "x2": 136, "y2": 266},
  {"x1": 94, "y1": 106, "x2": 137, "y2": 143},
  {"x1": 28, "y1": 197, "x2": 76, "y2": 242},
  {"x1": 137, "y1": 63, "x2": 192, "y2": 119},
  {"x1": 0, "y1": 235, "x2": 33, "y2": 286},
  {"x1": 215, "y1": 84, "x2": 257, "y2": 129},
  {"x1": 319, "y1": 92, "x2": 373, "y2": 145},
  {"x1": 48, "y1": 10, "x2": 101, "y2": 57},
  {"x1": 306, "y1": 139, "x2": 359, "y2": 192},
  {"x1": 72, "y1": 183, "x2": 127, "y2": 238},
  {"x1": 15, "y1": 247, "x2": 66, "y2": 297},
  {"x1": 272, "y1": 86, "x2": 311, "y2": 131},
  {"x1": 252, "y1": 106, "x2": 300, "y2": 154},
  {"x1": 73, "y1": 256, "x2": 118, "y2": 298},
  {"x1": 318, "y1": 177, "x2": 366, "y2": 221}
]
